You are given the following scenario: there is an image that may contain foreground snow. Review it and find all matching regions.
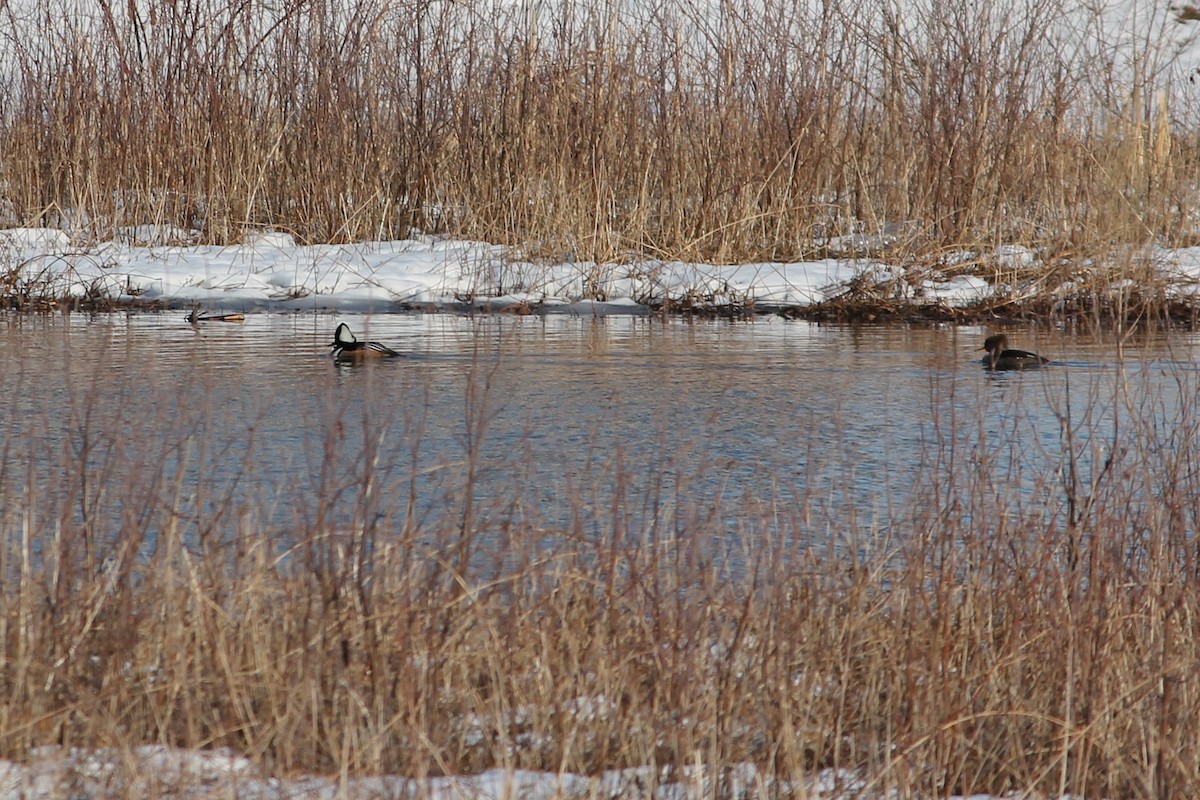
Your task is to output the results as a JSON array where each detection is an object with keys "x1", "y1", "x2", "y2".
[{"x1": 0, "y1": 745, "x2": 1072, "y2": 800}]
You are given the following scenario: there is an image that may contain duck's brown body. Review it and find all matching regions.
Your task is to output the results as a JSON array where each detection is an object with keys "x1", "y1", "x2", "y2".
[{"x1": 979, "y1": 334, "x2": 1049, "y2": 370}]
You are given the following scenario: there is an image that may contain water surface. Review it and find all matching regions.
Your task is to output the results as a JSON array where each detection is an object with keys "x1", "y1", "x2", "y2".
[{"x1": 2, "y1": 313, "x2": 1196, "y2": 559}]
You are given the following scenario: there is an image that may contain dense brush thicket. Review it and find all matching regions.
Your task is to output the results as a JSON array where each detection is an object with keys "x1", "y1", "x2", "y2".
[{"x1": 1, "y1": 0, "x2": 1198, "y2": 261}]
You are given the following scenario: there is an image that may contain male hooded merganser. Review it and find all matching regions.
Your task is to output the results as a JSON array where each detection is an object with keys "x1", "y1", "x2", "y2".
[
  {"x1": 979, "y1": 333, "x2": 1049, "y2": 370},
  {"x1": 330, "y1": 322, "x2": 401, "y2": 361}
]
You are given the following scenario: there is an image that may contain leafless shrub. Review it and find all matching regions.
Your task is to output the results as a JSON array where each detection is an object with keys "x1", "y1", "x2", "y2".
[
  {"x1": 2, "y1": 330, "x2": 1200, "y2": 796},
  {"x1": 0, "y1": 0, "x2": 1196, "y2": 262}
]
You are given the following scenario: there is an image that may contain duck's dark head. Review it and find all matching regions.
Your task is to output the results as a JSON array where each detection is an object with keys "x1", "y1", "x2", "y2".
[{"x1": 980, "y1": 334, "x2": 1009, "y2": 354}]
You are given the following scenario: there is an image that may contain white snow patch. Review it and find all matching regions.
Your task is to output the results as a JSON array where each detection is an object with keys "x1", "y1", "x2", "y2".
[
  {"x1": 918, "y1": 274, "x2": 992, "y2": 304},
  {"x1": 0, "y1": 227, "x2": 72, "y2": 257},
  {"x1": 242, "y1": 230, "x2": 298, "y2": 250},
  {"x1": 115, "y1": 225, "x2": 198, "y2": 246},
  {"x1": 1, "y1": 231, "x2": 894, "y2": 312},
  {"x1": 991, "y1": 244, "x2": 1038, "y2": 269},
  {"x1": 0, "y1": 746, "x2": 1076, "y2": 799},
  {"x1": 0, "y1": 227, "x2": 1195, "y2": 314}
]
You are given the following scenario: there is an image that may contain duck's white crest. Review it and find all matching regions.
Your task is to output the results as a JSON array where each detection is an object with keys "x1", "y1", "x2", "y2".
[{"x1": 334, "y1": 323, "x2": 358, "y2": 345}]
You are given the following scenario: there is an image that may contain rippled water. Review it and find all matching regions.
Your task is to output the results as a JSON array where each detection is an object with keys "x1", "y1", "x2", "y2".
[{"x1": 2, "y1": 312, "x2": 1198, "y2": 556}]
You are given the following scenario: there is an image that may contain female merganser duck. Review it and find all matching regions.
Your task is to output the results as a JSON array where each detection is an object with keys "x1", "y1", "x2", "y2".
[
  {"x1": 187, "y1": 306, "x2": 245, "y2": 323},
  {"x1": 979, "y1": 333, "x2": 1049, "y2": 370},
  {"x1": 330, "y1": 323, "x2": 401, "y2": 361}
]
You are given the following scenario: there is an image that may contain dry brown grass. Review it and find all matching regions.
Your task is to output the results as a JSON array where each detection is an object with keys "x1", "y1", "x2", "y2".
[
  {"x1": 0, "y1": 0, "x2": 1198, "y2": 264},
  {"x1": 3, "y1": 336, "x2": 1200, "y2": 797}
]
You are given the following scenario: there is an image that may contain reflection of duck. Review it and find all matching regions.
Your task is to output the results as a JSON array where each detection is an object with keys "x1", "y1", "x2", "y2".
[
  {"x1": 979, "y1": 334, "x2": 1049, "y2": 370},
  {"x1": 330, "y1": 323, "x2": 401, "y2": 361}
]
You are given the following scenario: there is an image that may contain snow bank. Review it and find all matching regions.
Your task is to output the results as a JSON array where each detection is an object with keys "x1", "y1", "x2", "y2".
[
  {"x1": 0, "y1": 228, "x2": 1009, "y2": 313},
  {"x1": 0, "y1": 745, "x2": 1054, "y2": 799},
  {"x1": 5, "y1": 226, "x2": 1198, "y2": 315}
]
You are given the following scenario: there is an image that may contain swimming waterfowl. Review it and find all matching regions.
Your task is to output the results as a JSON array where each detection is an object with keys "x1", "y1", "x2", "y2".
[
  {"x1": 979, "y1": 333, "x2": 1049, "y2": 370},
  {"x1": 330, "y1": 322, "x2": 401, "y2": 361},
  {"x1": 187, "y1": 306, "x2": 245, "y2": 323}
]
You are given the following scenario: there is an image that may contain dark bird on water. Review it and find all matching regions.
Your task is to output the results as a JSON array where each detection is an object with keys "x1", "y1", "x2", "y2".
[
  {"x1": 979, "y1": 334, "x2": 1049, "y2": 370},
  {"x1": 330, "y1": 323, "x2": 401, "y2": 361},
  {"x1": 187, "y1": 306, "x2": 245, "y2": 323}
]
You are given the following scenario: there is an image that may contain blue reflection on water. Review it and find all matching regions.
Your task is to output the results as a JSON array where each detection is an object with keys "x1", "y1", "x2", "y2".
[{"x1": 2, "y1": 313, "x2": 1197, "y2": 573}]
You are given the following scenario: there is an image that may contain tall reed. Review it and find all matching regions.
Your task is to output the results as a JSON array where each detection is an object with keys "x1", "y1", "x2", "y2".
[
  {"x1": 0, "y1": 0, "x2": 1197, "y2": 261},
  {"x1": 3, "y1": 325, "x2": 1200, "y2": 796}
]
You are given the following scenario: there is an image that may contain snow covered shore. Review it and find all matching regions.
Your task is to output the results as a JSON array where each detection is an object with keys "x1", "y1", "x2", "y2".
[
  {"x1": 12, "y1": 225, "x2": 1197, "y2": 317},
  {"x1": 0, "y1": 745, "x2": 1055, "y2": 799}
]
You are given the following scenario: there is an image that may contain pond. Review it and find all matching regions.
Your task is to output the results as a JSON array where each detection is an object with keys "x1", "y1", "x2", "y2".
[{"x1": 2, "y1": 312, "x2": 1198, "y2": 567}]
